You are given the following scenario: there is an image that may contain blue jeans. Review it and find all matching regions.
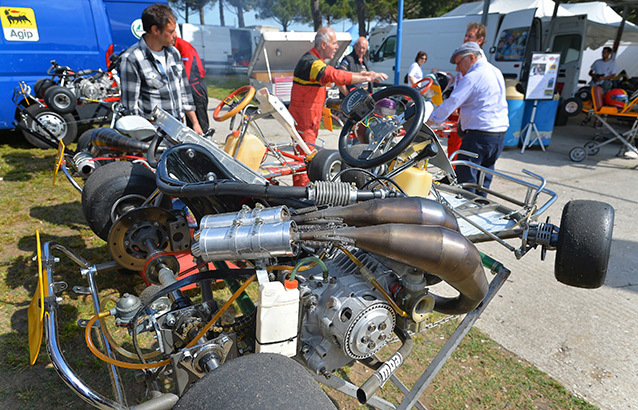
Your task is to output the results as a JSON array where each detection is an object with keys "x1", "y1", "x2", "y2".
[{"x1": 456, "y1": 131, "x2": 505, "y2": 196}]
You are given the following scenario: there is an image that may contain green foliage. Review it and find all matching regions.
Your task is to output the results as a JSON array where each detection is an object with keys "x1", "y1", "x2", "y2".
[{"x1": 254, "y1": 0, "x2": 305, "y2": 31}]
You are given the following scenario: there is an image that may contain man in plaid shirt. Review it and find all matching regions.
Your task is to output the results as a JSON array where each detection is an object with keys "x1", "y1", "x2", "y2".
[{"x1": 120, "y1": 4, "x2": 203, "y2": 134}]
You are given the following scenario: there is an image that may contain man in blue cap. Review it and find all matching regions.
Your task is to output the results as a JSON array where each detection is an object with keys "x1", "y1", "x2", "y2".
[{"x1": 427, "y1": 42, "x2": 508, "y2": 195}]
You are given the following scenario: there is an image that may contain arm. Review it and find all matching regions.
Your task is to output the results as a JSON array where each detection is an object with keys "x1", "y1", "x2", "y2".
[
  {"x1": 185, "y1": 110, "x2": 202, "y2": 134},
  {"x1": 427, "y1": 73, "x2": 474, "y2": 125}
]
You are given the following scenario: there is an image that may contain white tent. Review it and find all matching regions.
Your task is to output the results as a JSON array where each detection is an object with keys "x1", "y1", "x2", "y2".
[{"x1": 443, "y1": 0, "x2": 638, "y2": 49}]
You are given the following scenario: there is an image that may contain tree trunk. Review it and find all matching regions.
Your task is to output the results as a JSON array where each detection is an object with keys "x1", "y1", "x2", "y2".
[
  {"x1": 199, "y1": 6, "x2": 205, "y2": 25},
  {"x1": 185, "y1": 6, "x2": 189, "y2": 23},
  {"x1": 219, "y1": 0, "x2": 225, "y2": 26},
  {"x1": 236, "y1": 0, "x2": 245, "y2": 27},
  {"x1": 311, "y1": 0, "x2": 321, "y2": 31},
  {"x1": 356, "y1": 0, "x2": 366, "y2": 36}
]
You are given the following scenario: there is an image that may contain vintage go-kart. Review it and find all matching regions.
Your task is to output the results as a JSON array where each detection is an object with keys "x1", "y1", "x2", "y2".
[
  {"x1": 30, "y1": 85, "x2": 614, "y2": 409},
  {"x1": 13, "y1": 59, "x2": 120, "y2": 148}
]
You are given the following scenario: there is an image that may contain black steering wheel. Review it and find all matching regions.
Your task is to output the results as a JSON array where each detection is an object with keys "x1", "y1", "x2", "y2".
[{"x1": 338, "y1": 86, "x2": 425, "y2": 169}]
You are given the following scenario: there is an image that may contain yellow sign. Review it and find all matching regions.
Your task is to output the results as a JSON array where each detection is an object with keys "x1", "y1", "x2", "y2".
[{"x1": 1, "y1": 7, "x2": 39, "y2": 42}]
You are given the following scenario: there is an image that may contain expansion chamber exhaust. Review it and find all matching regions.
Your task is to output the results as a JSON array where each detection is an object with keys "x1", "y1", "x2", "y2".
[{"x1": 299, "y1": 223, "x2": 488, "y2": 315}]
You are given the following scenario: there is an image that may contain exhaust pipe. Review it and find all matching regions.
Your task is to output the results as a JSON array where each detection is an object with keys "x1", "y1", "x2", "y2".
[
  {"x1": 299, "y1": 223, "x2": 487, "y2": 315},
  {"x1": 293, "y1": 197, "x2": 459, "y2": 232},
  {"x1": 91, "y1": 127, "x2": 151, "y2": 153}
]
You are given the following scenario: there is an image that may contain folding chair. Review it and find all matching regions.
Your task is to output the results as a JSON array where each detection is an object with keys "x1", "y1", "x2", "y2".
[{"x1": 568, "y1": 85, "x2": 638, "y2": 162}]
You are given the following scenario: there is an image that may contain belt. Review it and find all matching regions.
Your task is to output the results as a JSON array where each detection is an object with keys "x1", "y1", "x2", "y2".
[{"x1": 462, "y1": 129, "x2": 505, "y2": 137}]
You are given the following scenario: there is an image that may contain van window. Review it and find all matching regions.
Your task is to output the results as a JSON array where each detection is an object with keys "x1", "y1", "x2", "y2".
[
  {"x1": 377, "y1": 35, "x2": 396, "y2": 61},
  {"x1": 551, "y1": 34, "x2": 582, "y2": 65},
  {"x1": 495, "y1": 28, "x2": 529, "y2": 61}
]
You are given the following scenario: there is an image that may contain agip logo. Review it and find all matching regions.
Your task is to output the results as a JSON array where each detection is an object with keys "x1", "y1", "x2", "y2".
[{"x1": 1, "y1": 7, "x2": 39, "y2": 41}]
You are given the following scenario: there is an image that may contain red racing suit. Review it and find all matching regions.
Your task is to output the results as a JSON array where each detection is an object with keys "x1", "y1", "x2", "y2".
[{"x1": 289, "y1": 47, "x2": 352, "y2": 186}]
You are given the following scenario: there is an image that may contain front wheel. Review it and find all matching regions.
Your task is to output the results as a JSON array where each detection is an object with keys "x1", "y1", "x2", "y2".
[
  {"x1": 307, "y1": 149, "x2": 342, "y2": 182},
  {"x1": 569, "y1": 146, "x2": 586, "y2": 162},
  {"x1": 554, "y1": 200, "x2": 614, "y2": 288},
  {"x1": 563, "y1": 97, "x2": 583, "y2": 117},
  {"x1": 19, "y1": 104, "x2": 77, "y2": 148},
  {"x1": 44, "y1": 85, "x2": 77, "y2": 114}
]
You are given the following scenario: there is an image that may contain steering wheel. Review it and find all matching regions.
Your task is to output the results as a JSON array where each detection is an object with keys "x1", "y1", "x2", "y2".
[
  {"x1": 412, "y1": 77, "x2": 434, "y2": 95},
  {"x1": 213, "y1": 85, "x2": 256, "y2": 122},
  {"x1": 338, "y1": 86, "x2": 425, "y2": 169}
]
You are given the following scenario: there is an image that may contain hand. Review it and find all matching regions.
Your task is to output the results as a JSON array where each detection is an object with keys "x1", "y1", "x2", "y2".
[{"x1": 371, "y1": 72, "x2": 388, "y2": 83}]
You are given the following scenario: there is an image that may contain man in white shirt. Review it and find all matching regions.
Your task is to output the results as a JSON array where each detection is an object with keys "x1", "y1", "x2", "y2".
[
  {"x1": 589, "y1": 47, "x2": 618, "y2": 91},
  {"x1": 427, "y1": 42, "x2": 508, "y2": 195}
]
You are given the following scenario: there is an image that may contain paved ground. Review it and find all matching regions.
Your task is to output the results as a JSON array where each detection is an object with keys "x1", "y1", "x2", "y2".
[{"x1": 208, "y1": 98, "x2": 637, "y2": 410}]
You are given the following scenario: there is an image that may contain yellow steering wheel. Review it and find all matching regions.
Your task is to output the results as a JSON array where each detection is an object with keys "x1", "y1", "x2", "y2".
[{"x1": 213, "y1": 85, "x2": 256, "y2": 122}]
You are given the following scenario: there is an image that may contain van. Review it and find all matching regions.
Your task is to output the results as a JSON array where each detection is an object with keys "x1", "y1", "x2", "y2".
[
  {"x1": 0, "y1": 0, "x2": 160, "y2": 130},
  {"x1": 180, "y1": 23, "x2": 261, "y2": 74},
  {"x1": 368, "y1": 9, "x2": 587, "y2": 98}
]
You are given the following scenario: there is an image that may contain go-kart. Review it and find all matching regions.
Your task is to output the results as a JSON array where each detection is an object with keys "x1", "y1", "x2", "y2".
[
  {"x1": 13, "y1": 59, "x2": 120, "y2": 148},
  {"x1": 29, "y1": 85, "x2": 614, "y2": 409}
]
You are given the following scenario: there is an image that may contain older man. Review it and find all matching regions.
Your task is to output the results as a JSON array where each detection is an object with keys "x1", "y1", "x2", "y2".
[
  {"x1": 427, "y1": 42, "x2": 508, "y2": 195},
  {"x1": 289, "y1": 27, "x2": 387, "y2": 186},
  {"x1": 119, "y1": 4, "x2": 202, "y2": 134},
  {"x1": 338, "y1": 36, "x2": 372, "y2": 97}
]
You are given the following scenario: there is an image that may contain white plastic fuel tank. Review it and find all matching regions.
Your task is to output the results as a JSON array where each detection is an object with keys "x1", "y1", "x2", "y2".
[{"x1": 255, "y1": 280, "x2": 299, "y2": 357}]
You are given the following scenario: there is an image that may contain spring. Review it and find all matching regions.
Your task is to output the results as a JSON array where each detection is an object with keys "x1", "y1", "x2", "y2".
[
  {"x1": 311, "y1": 181, "x2": 355, "y2": 206},
  {"x1": 72, "y1": 150, "x2": 99, "y2": 179}
]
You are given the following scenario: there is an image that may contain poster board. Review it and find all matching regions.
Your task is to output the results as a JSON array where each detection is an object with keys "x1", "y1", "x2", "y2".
[{"x1": 525, "y1": 53, "x2": 560, "y2": 100}]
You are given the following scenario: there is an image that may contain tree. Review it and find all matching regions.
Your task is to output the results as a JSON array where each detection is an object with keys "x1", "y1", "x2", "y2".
[
  {"x1": 255, "y1": 0, "x2": 304, "y2": 32},
  {"x1": 310, "y1": 0, "x2": 322, "y2": 30},
  {"x1": 227, "y1": 0, "x2": 257, "y2": 27},
  {"x1": 169, "y1": 0, "x2": 212, "y2": 24}
]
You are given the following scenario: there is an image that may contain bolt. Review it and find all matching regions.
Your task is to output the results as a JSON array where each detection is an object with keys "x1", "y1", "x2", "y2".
[
  {"x1": 361, "y1": 336, "x2": 370, "y2": 343},
  {"x1": 367, "y1": 341, "x2": 376, "y2": 349},
  {"x1": 186, "y1": 149, "x2": 195, "y2": 158},
  {"x1": 378, "y1": 322, "x2": 387, "y2": 331},
  {"x1": 367, "y1": 323, "x2": 377, "y2": 332},
  {"x1": 378, "y1": 334, "x2": 386, "y2": 341}
]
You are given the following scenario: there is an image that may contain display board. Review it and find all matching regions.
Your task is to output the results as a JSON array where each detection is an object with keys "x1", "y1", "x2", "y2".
[{"x1": 525, "y1": 53, "x2": 560, "y2": 100}]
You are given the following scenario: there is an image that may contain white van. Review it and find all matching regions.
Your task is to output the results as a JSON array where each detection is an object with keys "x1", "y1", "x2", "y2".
[
  {"x1": 368, "y1": 10, "x2": 587, "y2": 98},
  {"x1": 180, "y1": 23, "x2": 260, "y2": 73}
]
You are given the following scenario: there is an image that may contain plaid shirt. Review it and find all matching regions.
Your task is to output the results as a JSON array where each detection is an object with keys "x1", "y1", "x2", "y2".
[{"x1": 119, "y1": 36, "x2": 195, "y2": 120}]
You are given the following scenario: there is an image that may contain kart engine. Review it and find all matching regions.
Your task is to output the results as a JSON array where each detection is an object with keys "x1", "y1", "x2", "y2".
[
  {"x1": 75, "y1": 73, "x2": 119, "y2": 101},
  {"x1": 184, "y1": 198, "x2": 488, "y2": 376}
]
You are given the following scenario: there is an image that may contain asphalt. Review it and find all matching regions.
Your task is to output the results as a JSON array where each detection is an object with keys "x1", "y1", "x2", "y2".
[{"x1": 207, "y1": 97, "x2": 637, "y2": 410}]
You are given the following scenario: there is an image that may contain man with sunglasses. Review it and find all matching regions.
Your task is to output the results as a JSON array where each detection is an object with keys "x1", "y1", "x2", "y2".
[{"x1": 427, "y1": 42, "x2": 508, "y2": 196}]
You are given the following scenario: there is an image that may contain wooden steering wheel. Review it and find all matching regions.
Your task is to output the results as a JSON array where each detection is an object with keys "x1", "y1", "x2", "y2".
[
  {"x1": 213, "y1": 85, "x2": 256, "y2": 122},
  {"x1": 411, "y1": 77, "x2": 434, "y2": 95}
]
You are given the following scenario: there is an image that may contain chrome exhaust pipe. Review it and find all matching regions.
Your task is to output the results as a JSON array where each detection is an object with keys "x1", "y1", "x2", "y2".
[
  {"x1": 299, "y1": 223, "x2": 487, "y2": 314},
  {"x1": 293, "y1": 197, "x2": 459, "y2": 232}
]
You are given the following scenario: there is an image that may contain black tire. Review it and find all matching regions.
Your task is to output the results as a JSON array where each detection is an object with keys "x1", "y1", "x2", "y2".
[
  {"x1": 76, "y1": 128, "x2": 98, "y2": 151},
  {"x1": 175, "y1": 353, "x2": 336, "y2": 410},
  {"x1": 554, "y1": 200, "x2": 614, "y2": 288},
  {"x1": 82, "y1": 161, "x2": 171, "y2": 240},
  {"x1": 563, "y1": 97, "x2": 583, "y2": 117},
  {"x1": 34, "y1": 78, "x2": 55, "y2": 99},
  {"x1": 569, "y1": 146, "x2": 586, "y2": 162},
  {"x1": 44, "y1": 85, "x2": 77, "y2": 114},
  {"x1": 339, "y1": 145, "x2": 372, "y2": 188},
  {"x1": 20, "y1": 104, "x2": 78, "y2": 149},
  {"x1": 577, "y1": 87, "x2": 591, "y2": 102},
  {"x1": 307, "y1": 149, "x2": 342, "y2": 182}
]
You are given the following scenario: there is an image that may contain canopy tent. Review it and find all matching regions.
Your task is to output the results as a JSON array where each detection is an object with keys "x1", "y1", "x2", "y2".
[{"x1": 443, "y1": 0, "x2": 638, "y2": 49}]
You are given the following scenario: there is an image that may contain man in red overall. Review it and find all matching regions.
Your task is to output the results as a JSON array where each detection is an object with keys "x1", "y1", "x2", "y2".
[
  {"x1": 174, "y1": 37, "x2": 209, "y2": 132},
  {"x1": 289, "y1": 27, "x2": 387, "y2": 186}
]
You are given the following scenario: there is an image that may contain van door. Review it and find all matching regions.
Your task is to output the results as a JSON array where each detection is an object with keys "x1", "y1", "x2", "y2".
[
  {"x1": 489, "y1": 8, "x2": 537, "y2": 79},
  {"x1": 546, "y1": 15, "x2": 587, "y2": 98}
]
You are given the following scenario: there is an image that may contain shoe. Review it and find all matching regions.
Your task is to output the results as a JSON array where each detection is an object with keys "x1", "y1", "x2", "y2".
[{"x1": 623, "y1": 150, "x2": 638, "y2": 159}]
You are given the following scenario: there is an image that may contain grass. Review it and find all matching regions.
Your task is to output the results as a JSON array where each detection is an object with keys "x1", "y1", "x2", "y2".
[
  {"x1": 0, "y1": 122, "x2": 598, "y2": 409},
  {"x1": 206, "y1": 74, "x2": 250, "y2": 100}
]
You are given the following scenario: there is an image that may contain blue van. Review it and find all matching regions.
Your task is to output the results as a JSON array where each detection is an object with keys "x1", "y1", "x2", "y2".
[{"x1": 0, "y1": 0, "x2": 162, "y2": 131}]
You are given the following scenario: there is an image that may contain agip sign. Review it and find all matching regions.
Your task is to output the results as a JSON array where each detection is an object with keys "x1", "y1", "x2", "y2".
[{"x1": 1, "y1": 7, "x2": 39, "y2": 42}]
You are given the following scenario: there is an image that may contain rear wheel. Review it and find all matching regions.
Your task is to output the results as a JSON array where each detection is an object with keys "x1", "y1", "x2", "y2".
[
  {"x1": 584, "y1": 140, "x2": 600, "y2": 156},
  {"x1": 82, "y1": 161, "x2": 171, "y2": 240},
  {"x1": 554, "y1": 200, "x2": 614, "y2": 288},
  {"x1": 175, "y1": 353, "x2": 336, "y2": 410},
  {"x1": 20, "y1": 104, "x2": 77, "y2": 148}
]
